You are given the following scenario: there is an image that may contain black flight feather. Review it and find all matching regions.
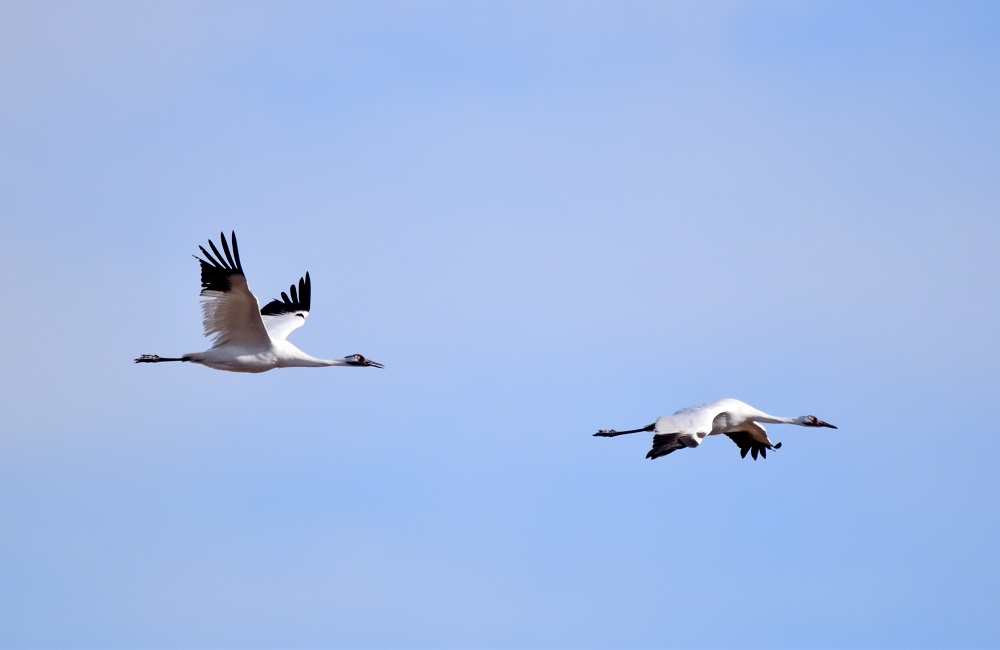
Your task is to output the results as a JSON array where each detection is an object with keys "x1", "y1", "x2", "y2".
[
  {"x1": 194, "y1": 231, "x2": 245, "y2": 293},
  {"x1": 725, "y1": 430, "x2": 779, "y2": 462},
  {"x1": 261, "y1": 272, "x2": 311, "y2": 316},
  {"x1": 645, "y1": 433, "x2": 688, "y2": 460},
  {"x1": 219, "y1": 232, "x2": 236, "y2": 269}
]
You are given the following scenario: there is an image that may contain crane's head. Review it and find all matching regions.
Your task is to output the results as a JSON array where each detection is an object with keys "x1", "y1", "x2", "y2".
[
  {"x1": 796, "y1": 415, "x2": 837, "y2": 429},
  {"x1": 343, "y1": 353, "x2": 384, "y2": 368}
]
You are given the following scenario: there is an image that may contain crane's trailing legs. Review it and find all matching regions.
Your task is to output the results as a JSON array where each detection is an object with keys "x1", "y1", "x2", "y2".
[
  {"x1": 135, "y1": 354, "x2": 190, "y2": 363},
  {"x1": 593, "y1": 424, "x2": 655, "y2": 437}
]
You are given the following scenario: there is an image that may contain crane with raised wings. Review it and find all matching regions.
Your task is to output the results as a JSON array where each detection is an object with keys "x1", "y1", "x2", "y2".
[{"x1": 135, "y1": 231, "x2": 383, "y2": 373}]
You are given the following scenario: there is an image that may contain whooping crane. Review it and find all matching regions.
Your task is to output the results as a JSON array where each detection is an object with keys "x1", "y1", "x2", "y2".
[
  {"x1": 594, "y1": 398, "x2": 836, "y2": 460},
  {"x1": 135, "y1": 231, "x2": 384, "y2": 373}
]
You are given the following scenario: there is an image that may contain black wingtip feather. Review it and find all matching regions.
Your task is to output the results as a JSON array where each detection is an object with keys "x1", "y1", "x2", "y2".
[
  {"x1": 645, "y1": 433, "x2": 688, "y2": 460},
  {"x1": 726, "y1": 431, "x2": 780, "y2": 462},
  {"x1": 208, "y1": 238, "x2": 227, "y2": 269},
  {"x1": 646, "y1": 447, "x2": 679, "y2": 460},
  {"x1": 198, "y1": 245, "x2": 218, "y2": 266},
  {"x1": 231, "y1": 231, "x2": 242, "y2": 269},
  {"x1": 194, "y1": 232, "x2": 246, "y2": 292},
  {"x1": 219, "y1": 231, "x2": 236, "y2": 268},
  {"x1": 261, "y1": 272, "x2": 312, "y2": 316}
]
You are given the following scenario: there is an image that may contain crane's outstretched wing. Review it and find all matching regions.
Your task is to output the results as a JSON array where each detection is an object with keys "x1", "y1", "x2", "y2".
[
  {"x1": 194, "y1": 231, "x2": 270, "y2": 349},
  {"x1": 645, "y1": 403, "x2": 722, "y2": 460},
  {"x1": 646, "y1": 432, "x2": 704, "y2": 459},
  {"x1": 260, "y1": 273, "x2": 311, "y2": 341},
  {"x1": 725, "y1": 422, "x2": 781, "y2": 460}
]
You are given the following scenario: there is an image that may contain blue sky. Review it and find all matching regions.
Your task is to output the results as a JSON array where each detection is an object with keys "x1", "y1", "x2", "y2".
[{"x1": 1, "y1": 1, "x2": 998, "y2": 648}]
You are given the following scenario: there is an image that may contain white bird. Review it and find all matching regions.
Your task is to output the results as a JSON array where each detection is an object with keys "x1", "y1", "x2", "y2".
[
  {"x1": 594, "y1": 398, "x2": 836, "y2": 460},
  {"x1": 135, "y1": 231, "x2": 384, "y2": 373}
]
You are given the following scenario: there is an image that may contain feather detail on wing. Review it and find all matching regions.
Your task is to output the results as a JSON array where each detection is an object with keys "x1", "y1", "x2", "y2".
[
  {"x1": 260, "y1": 272, "x2": 311, "y2": 341},
  {"x1": 646, "y1": 432, "x2": 703, "y2": 460},
  {"x1": 725, "y1": 422, "x2": 781, "y2": 460},
  {"x1": 193, "y1": 232, "x2": 270, "y2": 348},
  {"x1": 645, "y1": 406, "x2": 721, "y2": 460}
]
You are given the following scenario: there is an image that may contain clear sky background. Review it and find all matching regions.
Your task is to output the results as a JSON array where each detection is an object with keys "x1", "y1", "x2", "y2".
[{"x1": 1, "y1": 1, "x2": 998, "y2": 648}]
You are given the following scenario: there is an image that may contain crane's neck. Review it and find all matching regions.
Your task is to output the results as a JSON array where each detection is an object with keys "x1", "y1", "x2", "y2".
[
  {"x1": 752, "y1": 413, "x2": 799, "y2": 426},
  {"x1": 272, "y1": 342, "x2": 352, "y2": 368},
  {"x1": 285, "y1": 355, "x2": 352, "y2": 368}
]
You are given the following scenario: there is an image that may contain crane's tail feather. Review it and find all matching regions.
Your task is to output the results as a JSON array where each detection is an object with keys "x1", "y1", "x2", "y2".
[
  {"x1": 134, "y1": 354, "x2": 190, "y2": 364},
  {"x1": 594, "y1": 423, "x2": 655, "y2": 437}
]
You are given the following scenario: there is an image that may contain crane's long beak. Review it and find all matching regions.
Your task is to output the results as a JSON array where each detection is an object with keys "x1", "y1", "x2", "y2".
[
  {"x1": 343, "y1": 355, "x2": 385, "y2": 368},
  {"x1": 818, "y1": 420, "x2": 837, "y2": 429}
]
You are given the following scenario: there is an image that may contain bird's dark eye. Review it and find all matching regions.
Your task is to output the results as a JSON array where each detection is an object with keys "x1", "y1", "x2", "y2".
[{"x1": 810, "y1": 416, "x2": 817, "y2": 423}]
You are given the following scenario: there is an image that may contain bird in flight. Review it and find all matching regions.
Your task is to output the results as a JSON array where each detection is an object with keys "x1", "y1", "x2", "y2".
[
  {"x1": 135, "y1": 231, "x2": 384, "y2": 373},
  {"x1": 594, "y1": 398, "x2": 835, "y2": 460}
]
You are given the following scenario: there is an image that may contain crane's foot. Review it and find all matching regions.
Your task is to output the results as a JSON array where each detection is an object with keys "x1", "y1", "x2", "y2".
[{"x1": 134, "y1": 354, "x2": 187, "y2": 363}]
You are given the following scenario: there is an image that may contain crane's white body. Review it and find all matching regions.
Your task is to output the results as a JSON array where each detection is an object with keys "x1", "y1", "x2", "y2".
[
  {"x1": 135, "y1": 232, "x2": 383, "y2": 373},
  {"x1": 184, "y1": 341, "x2": 341, "y2": 373},
  {"x1": 595, "y1": 398, "x2": 836, "y2": 460}
]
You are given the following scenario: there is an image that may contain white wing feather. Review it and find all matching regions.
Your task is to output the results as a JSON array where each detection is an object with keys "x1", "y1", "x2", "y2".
[
  {"x1": 259, "y1": 272, "x2": 312, "y2": 342},
  {"x1": 262, "y1": 312, "x2": 308, "y2": 341},
  {"x1": 200, "y1": 274, "x2": 270, "y2": 348}
]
